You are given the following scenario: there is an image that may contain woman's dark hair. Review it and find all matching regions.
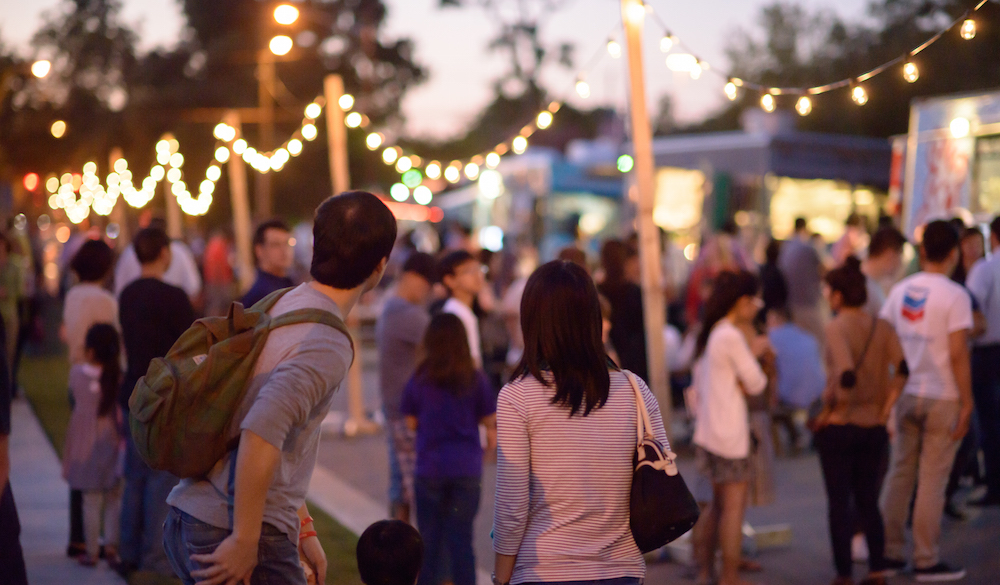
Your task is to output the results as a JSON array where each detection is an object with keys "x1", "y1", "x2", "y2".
[
  {"x1": 85, "y1": 323, "x2": 121, "y2": 418},
  {"x1": 695, "y1": 270, "x2": 759, "y2": 359},
  {"x1": 311, "y1": 191, "x2": 397, "y2": 289},
  {"x1": 70, "y1": 239, "x2": 114, "y2": 282},
  {"x1": 825, "y1": 256, "x2": 868, "y2": 308},
  {"x1": 416, "y1": 313, "x2": 476, "y2": 395},
  {"x1": 513, "y1": 260, "x2": 613, "y2": 416},
  {"x1": 600, "y1": 240, "x2": 632, "y2": 288}
]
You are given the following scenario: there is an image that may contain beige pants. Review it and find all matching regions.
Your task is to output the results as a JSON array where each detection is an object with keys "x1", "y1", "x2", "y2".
[
  {"x1": 82, "y1": 482, "x2": 122, "y2": 558},
  {"x1": 879, "y1": 394, "x2": 961, "y2": 569}
]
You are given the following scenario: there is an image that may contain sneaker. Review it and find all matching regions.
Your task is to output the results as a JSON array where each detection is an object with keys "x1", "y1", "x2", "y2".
[
  {"x1": 914, "y1": 562, "x2": 966, "y2": 582},
  {"x1": 881, "y1": 558, "x2": 907, "y2": 576}
]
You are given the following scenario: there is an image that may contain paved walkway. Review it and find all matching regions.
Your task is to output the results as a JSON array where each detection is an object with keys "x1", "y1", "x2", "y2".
[{"x1": 9, "y1": 397, "x2": 126, "y2": 585}]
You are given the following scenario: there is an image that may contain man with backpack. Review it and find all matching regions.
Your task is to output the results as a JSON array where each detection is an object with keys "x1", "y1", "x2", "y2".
[
  {"x1": 118, "y1": 226, "x2": 196, "y2": 576},
  {"x1": 162, "y1": 192, "x2": 397, "y2": 585}
]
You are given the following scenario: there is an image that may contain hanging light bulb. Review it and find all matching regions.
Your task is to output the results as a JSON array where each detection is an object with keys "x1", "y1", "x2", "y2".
[
  {"x1": 512, "y1": 136, "x2": 528, "y2": 155},
  {"x1": 690, "y1": 61, "x2": 703, "y2": 80},
  {"x1": 575, "y1": 79, "x2": 591, "y2": 99},
  {"x1": 851, "y1": 85, "x2": 868, "y2": 106},
  {"x1": 795, "y1": 96, "x2": 812, "y2": 116},
  {"x1": 426, "y1": 162, "x2": 442, "y2": 180},
  {"x1": 382, "y1": 147, "x2": 399, "y2": 165},
  {"x1": 903, "y1": 61, "x2": 919, "y2": 83},
  {"x1": 724, "y1": 81, "x2": 738, "y2": 101},
  {"x1": 607, "y1": 38, "x2": 622, "y2": 59},
  {"x1": 660, "y1": 34, "x2": 675, "y2": 52},
  {"x1": 485, "y1": 152, "x2": 501, "y2": 169},
  {"x1": 536, "y1": 111, "x2": 554, "y2": 129},
  {"x1": 345, "y1": 112, "x2": 363, "y2": 128},
  {"x1": 760, "y1": 93, "x2": 776, "y2": 113},
  {"x1": 960, "y1": 18, "x2": 976, "y2": 40},
  {"x1": 366, "y1": 133, "x2": 383, "y2": 150}
]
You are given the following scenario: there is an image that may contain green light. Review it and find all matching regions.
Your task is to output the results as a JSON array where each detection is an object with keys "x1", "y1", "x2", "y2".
[
  {"x1": 402, "y1": 169, "x2": 423, "y2": 189},
  {"x1": 617, "y1": 154, "x2": 634, "y2": 173}
]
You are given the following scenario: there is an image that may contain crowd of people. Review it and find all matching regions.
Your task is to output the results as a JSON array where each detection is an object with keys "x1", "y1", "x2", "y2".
[{"x1": 0, "y1": 192, "x2": 997, "y2": 585}]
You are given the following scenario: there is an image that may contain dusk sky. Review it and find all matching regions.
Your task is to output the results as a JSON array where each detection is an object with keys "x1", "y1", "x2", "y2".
[{"x1": 0, "y1": 0, "x2": 871, "y2": 139}]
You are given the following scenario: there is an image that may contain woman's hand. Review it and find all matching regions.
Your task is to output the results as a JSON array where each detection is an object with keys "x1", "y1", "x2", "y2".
[{"x1": 189, "y1": 533, "x2": 257, "y2": 585}]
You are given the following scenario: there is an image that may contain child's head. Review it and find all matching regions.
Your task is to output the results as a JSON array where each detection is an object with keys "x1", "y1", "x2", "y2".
[
  {"x1": 357, "y1": 520, "x2": 423, "y2": 585},
  {"x1": 418, "y1": 313, "x2": 475, "y2": 394},
  {"x1": 85, "y1": 323, "x2": 121, "y2": 417}
]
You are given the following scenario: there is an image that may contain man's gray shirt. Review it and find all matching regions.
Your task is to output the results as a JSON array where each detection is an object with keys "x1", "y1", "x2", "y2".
[
  {"x1": 375, "y1": 295, "x2": 430, "y2": 420},
  {"x1": 166, "y1": 284, "x2": 353, "y2": 542},
  {"x1": 779, "y1": 237, "x2": 823, "y2": 307}
]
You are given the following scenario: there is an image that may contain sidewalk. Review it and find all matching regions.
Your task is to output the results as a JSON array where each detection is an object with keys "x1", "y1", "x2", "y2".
[{"x1": 9, "y1": 397, "x2": 126, "y2": 585}]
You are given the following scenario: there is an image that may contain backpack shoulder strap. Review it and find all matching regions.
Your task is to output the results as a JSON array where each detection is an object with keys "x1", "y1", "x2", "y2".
[
  {"x1": 248, "y1": 287, "x2": 296, "y2": 313},
  {"x1": 268, "y1": 308, "x2": 355, "y2": 365}
]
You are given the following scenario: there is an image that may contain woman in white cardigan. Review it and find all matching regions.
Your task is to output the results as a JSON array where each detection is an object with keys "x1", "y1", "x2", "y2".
[{"x1": 690, "y1": 270, "x2": 769, "y2": 585}]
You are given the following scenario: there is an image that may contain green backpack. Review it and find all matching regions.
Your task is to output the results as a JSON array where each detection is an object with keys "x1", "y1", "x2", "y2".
[{"x1": 128, "y1": 287, "x2": 354, "y2": 479}]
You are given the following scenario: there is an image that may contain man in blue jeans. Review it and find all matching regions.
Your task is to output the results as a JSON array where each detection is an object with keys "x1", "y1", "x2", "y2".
[
  {"x1": 965, "y1": 215, "x2": 1000, "y2": 507},
  {"x1": 163, "y1": 192, "x2": 397, "y2": 585}
]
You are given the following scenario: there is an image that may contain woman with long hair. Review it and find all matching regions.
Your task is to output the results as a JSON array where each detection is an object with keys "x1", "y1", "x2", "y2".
[
  {"x1": 493, "y1": 260, "x2": 669, "y2": 585},
  {"x1": 62, "y1": 323, "x2": 123, "y2": 567},
  {"x1": 690, "y1": 271, "x2": 769, "y2": 585},
  {"x1": 814, "y1": 257, "x2": 906, "y2": 585},
  {"x1": 401, "y1": 312, "x2": 497, "y2": 585}
]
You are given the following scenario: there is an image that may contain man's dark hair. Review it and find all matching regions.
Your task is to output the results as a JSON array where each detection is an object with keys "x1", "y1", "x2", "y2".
[
  {"x1": 825, "y1": 257, "x2": 867, "y2": 308},
  {"x1": 720, "y1": 220, "x2": 739, "y2": 236},
  {"x1": 990, "y1": 216, "x2": 1000, "y2": 242},
  {"x1": 437, "y1": 250, "x2": 476, "y2": 284},
  {"x1": 357, "y1": 520, "x2": 423, "y2": 585},
  {"x1": 922, "y1": 220, "x2": 959, "y2": 263},
  {"x1": 845, "y1": 213, "x2": 864, "y2": 228},
  {"x1": 253, "y1": 219, "x2": 290, "y2": 248},
  {"x1": 311, "y1": 191, "x2": 397, "y2": 289},
  {"x1": 70, "y1": 239, "x2": 114, "y2": 282},
  {"x1": 794, "y1": 217, "x2": 808, "y2": 232},
  {"x1": 765, "y1": 238, "x2": 782, "y2": 265},
  {"x1": 514, "y1": 260, "x2": 613, "y2": 417},
  {"x1": 402, "y1": 252, "x2": 436, "y2": 282},
  {"x1": 133, "y1": 227, "x2": 171, "y2": 265},
  {"x1": 868, "y1": 227, "x2": 907, "y2": 259}
]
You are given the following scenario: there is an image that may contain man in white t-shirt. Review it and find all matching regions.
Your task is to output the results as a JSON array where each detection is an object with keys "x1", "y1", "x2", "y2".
[
  {"x1": 878, "y1": 220, "x2": 973, "y2": 582},
  {"x1": 438, "y1": 250, "x2": 484, "y2": 368}
]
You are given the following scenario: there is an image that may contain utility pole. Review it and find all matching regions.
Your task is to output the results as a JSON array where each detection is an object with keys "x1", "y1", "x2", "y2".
[
  {"x1": 108, "y1": 147, "x2": 129, "y2": 251},
  {"x1": 255, "y1": 49, "x2": 275, "y2": 221},
  {"x1": 620, "y1": 0, "x2": 671, "y2": 432},
  {"x1": 224, "y1": 111, "x2": 255, "y2": 294}
]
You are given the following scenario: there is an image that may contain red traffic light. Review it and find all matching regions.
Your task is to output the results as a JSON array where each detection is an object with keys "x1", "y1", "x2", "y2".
[{"x1": 23, "y1": 173, "x2": 39, "y2": 192}]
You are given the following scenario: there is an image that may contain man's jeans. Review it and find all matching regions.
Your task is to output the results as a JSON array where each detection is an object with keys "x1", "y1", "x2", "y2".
[
  {"x1": 163, "y1": 507, "x2": 306, "y2": 585},
  {"x1": 0, "y1": 482, "x2": 28, "y2": 585},
  {"x1": 415, "y1": 476, "x2": 481, "y2": 585},
  {"x1": 972, "y1": 345, "x2": 1000, "y2": 498},
  {"x1": 120, "y1": 435, "x2": 177, "y2": 574},
  {"x1": 880, "y1": 394, "x2": 962, "y2": 569}
]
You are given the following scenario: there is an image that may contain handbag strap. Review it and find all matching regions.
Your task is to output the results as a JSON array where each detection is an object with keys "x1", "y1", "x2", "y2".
[
  {"x1": 624, "y1": 370, "x2": 655, "y2": 448},
  {"x1": 853, "y1": 316, "x2": 878, "y2": 372}
]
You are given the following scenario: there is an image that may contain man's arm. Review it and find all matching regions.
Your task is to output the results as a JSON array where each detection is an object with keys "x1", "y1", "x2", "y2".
[
  {"x1": 298, "y1": 503, "x2": 327, "y2": 585},
  {"x1": 190, "y1": 430, "x2": 280, "y2": 585},
  {"x1": 949, "y1": 329, "x2": 973, "y2": 441}
]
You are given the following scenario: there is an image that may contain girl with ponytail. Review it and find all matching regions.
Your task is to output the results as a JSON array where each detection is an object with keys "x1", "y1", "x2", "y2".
[{"x1": 62, "y1": 323, "x2": 124, "y2": 567}]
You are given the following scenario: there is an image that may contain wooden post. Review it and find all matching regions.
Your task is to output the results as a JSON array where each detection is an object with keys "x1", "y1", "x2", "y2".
[
  {"x1": 621, "y1": 0, "x2": 671, "y2": 432},
  {"x1": 224, "y1": 111, "x2": 256, "y2": 294},
  {"x1": 108, "y1": 148, "x2": 129, "y2": 250},
  {"x1": 165, "y1": 178, "x2": 184, "y2": 241},
  {"x1": 324, "y1": 74, "x2": 374, "y2": 436},
  {"x1": 255, "y1": 50, "x2": 275, "y2": 221}
]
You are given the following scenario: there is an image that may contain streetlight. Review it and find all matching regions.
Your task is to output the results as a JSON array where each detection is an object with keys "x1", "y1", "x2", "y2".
[
  {"x1": 274, "y1": 4, "x2": 299, "y2": 25},
  {"x1": 31, "y1": 60, "x2": 51, "y2": 78}
]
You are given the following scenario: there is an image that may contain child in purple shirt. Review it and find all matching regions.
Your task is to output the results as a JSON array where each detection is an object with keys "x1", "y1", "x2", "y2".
[{"x1": 401, "y1": 313, "x2": 496, "y2": 585}]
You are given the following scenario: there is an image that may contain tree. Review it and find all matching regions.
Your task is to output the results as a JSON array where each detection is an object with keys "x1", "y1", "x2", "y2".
[{"x1": 691, "y1": 0, "x2": 1000, "y2": 138}]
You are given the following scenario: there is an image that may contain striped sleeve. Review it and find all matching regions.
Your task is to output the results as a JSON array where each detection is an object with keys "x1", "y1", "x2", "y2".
[{"x1": 493, "y1": 382, "x2": 530, "y2": 555}]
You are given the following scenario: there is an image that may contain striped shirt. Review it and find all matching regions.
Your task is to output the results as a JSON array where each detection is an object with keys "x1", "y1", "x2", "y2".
[{"x1": 493, "y1": 370, "x2": 668, "y2": 584}]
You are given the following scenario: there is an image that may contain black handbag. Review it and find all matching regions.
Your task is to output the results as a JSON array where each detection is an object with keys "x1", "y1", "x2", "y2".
[{"x1": 624, "y1": 371, "x2": 700, "y2": 553}]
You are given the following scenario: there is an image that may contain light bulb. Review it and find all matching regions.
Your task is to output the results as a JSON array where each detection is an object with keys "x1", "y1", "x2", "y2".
[
  {"x1": 31, "y1": 59, "x2": 51, "y2": 78},
  {"x1": 345, "y1": 112, "x2": 363, "y2": 128},
  {"x1": 464, "y1": 162, "x2": 480, "y2": 180},
  {"x1": 486, "y1": 152, "x2": 501, "y2": 169},
  {"x1": 660, "y1": 35, "x2": 674, "y2": 52},
  {"x1": 269, "y1": 35, "x2": 293, "y2": 56},
  {"x1": 852, "y1": 85, "x2": 868, "y2": 106},
  {"x1": 169, "y1": 153, "x2": 184, "y2": 168},
  {"x1": 390, "y1": 183, "x2": 409, "y2": 202},
  {"x1": 690, "y1": 62, "x2": 702, "y2": 80},
  {"x1": 760, "y1": 93, "x2": 775, "y2": 113},
  {"x1": 288, "y1": 139, "x2": 302, "y2": 156},
  {"x1": 512, "y1": 136, "x2": 528, "y2": 154},
  {"x1": 273, "y1": 4, "x2": 299, "y2": 25},
  {"x1": 304, "y1": 102, "x2": 322, "y2": 119},
  {"x1": 575, "y1": 79, "x2": 591, "y2": 99},
  {"x1": 366, "y1": 133, "x2": 383, "y2": 150},
  {"x1": 536, "y1": 111, "x2": 553, "y2": 129},
  {"x1": 396, "y1": 157, "x2": 413, "y2": 173},
  {"x1": 903, "y1": 62, "x2": 919, "y2": 83},
  {"x1": 413, "y1": 186, "x2": 433, "y2": 205},
  {"x1": 206, "y1": 165, "x2": 222, "y2": 182},
  {"x1": 382, "y1": 148, "x2": 398, "y2": 165},
  {"x1": 625, "y1": 1, "x2": 646, "y2": 24},
  {"x1": 338, "y1": 94, "x2": 354, "y2": 111},
  {"x1": 724, "y1": 81, "x2": 738, "y2": 101},
  {"x1": 950, "y1": 117, "x2": 970, "y2": 139},
  {"x1": 607, "y1": 39, "x2": 622, "y2": 59},
  {"x1": 301, "y1": 123, "x2": 318, "y2": 141},
  {"x1": 960, "y1": 19, "x2": 976, "y2": 40},
  {"x1": 444, "y1": 165, "x2": 461, "y2": 183},
  {"x1": 50, "y1": 120, "x2": 66, "y2": 138},
  {"x1": 213, "y1": 123, "x2": 230, "y2": 140},
  {"x1": 215, "y1": 147, "x2": 230, "y2": 163},
  {"x1": 795, "y1": 96, "x2": 812, "y2": 116},
  {"x1": 233, "y1": 139, "x2": 247, "y2": 154}
]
